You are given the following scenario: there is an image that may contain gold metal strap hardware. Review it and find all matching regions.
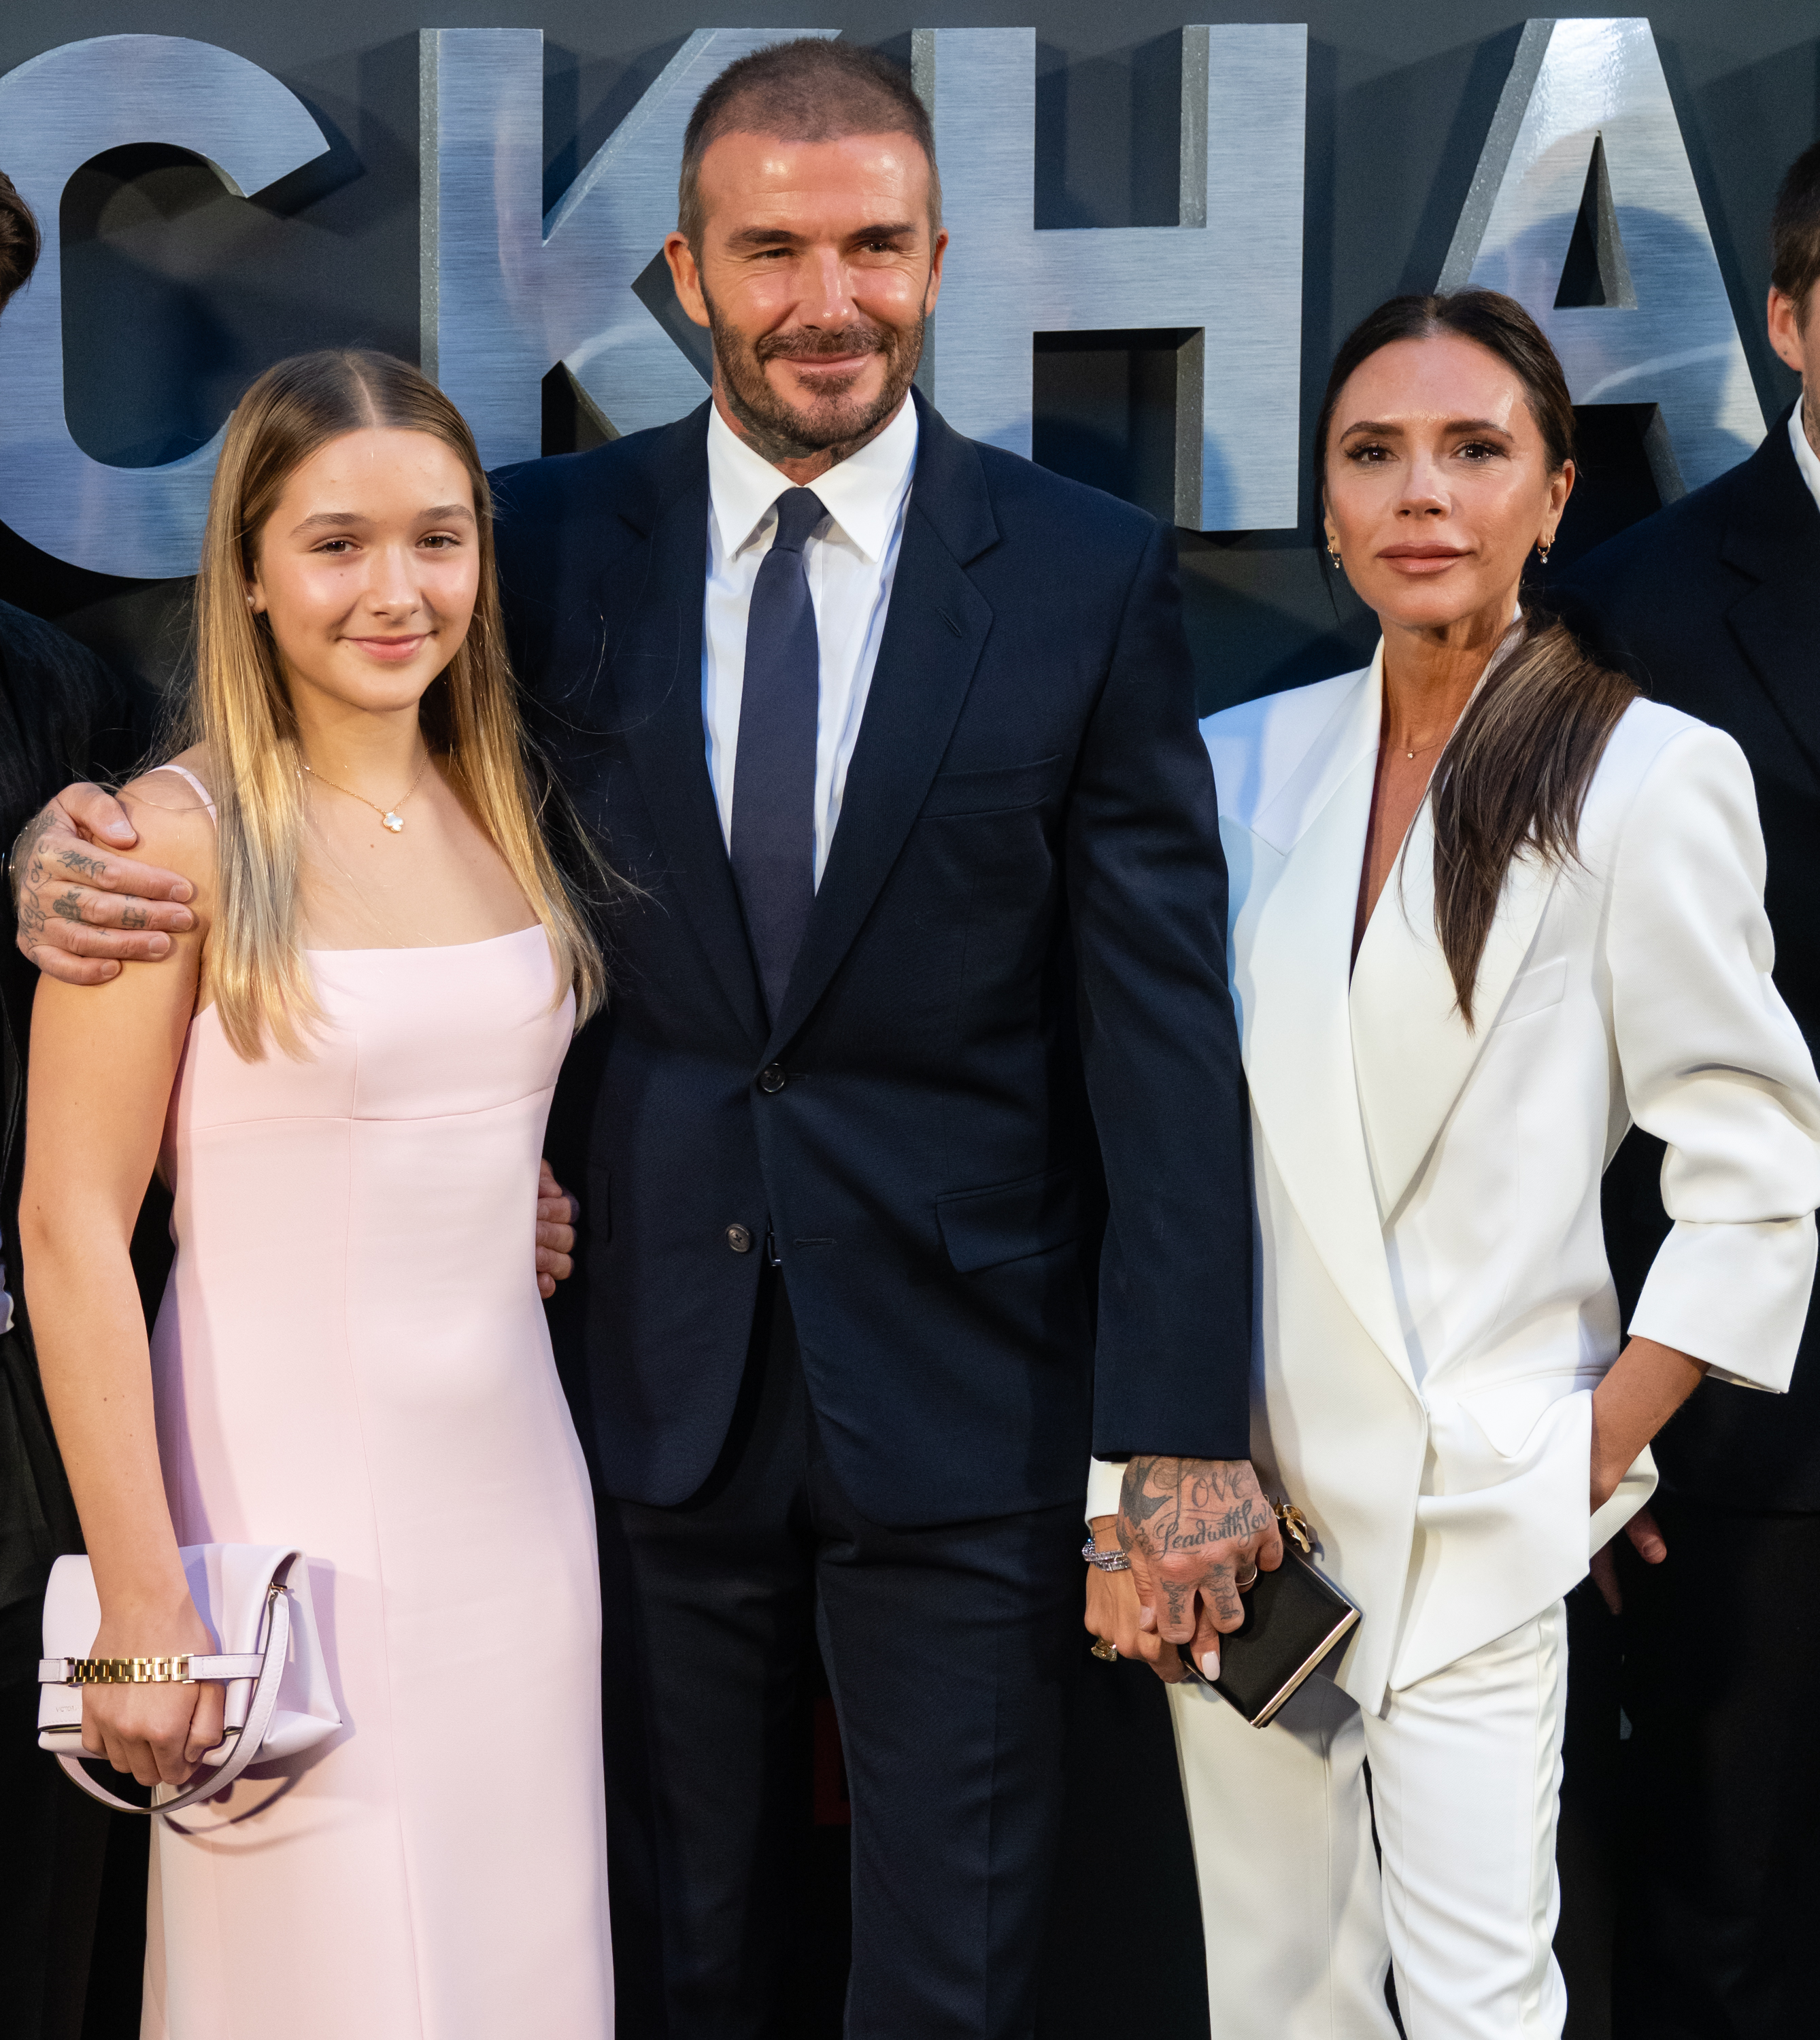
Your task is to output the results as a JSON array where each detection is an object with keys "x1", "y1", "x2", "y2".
[
  {"x1": 1274, "y1": 1502, "x2": 1314, "y2": 1554},
  {"x1": 66, "y1": 1655, "x2": 194, "y2": 1686}
]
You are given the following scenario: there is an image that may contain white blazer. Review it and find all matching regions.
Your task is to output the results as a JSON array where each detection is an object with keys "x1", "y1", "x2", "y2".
[{"x1": 1091, "y1": 645, "x2": 1820, "y2": 1710}]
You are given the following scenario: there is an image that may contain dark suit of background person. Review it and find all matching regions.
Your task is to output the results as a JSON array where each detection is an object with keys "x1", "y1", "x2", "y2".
[
  {"x1": 0, "y1": 602, "x2": 148, "y2": 2040},
  {"x1": 1557, "y1": 400, "x2": 1820, "y2": 2038},
  {"x1": 488, "y1": 381, "x2": 1251, "y2": 2039}
]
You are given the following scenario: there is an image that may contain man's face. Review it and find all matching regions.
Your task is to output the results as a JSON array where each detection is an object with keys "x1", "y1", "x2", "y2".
[{"x1": 665, "y1": 129, "x2": 946, "y2": 468}]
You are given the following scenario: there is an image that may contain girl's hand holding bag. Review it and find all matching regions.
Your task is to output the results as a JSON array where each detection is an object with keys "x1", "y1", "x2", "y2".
[{"x1": 37, "y1": 1544, "x2": 339, "y2": 1813}]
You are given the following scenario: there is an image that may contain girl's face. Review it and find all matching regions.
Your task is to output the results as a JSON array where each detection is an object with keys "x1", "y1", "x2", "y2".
[
  {"x1": 1321, "y1": 333, "x2": 1572, "y2": 638},
  {"x1": 246, "y1": 426, "x2": 479, "y2": 724}
]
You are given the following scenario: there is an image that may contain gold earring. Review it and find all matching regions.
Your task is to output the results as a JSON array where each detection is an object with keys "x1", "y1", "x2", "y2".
[
  {"x1": 1326, "y1": 537, "x2": 1342, "y2": 567},
  {"x1": 1536, "y1": 536, "x2": 1553, "y2": 564}
]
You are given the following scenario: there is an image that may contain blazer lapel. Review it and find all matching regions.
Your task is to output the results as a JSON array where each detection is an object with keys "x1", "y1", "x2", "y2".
[
  {"x1": 1721, "y1": 408, "x2": 1820, "y2": 772},
  {"x1": 1349, "y1": 802, "x2": 1557, "y2": 1223},
  {"x1": 762, "y1": 396, "x2": 998, "y2": 1059},
  {"x1": 1238, "y1": 656, "x2": 1417, "y2": 1392},
  {"x1": 614, "y1": 419, "x2": 769, "y2": 1046}
]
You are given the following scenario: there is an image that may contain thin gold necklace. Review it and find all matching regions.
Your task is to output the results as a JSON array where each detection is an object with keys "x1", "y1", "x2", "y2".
[
  {"x1": 1398, "y1": 733, "x2": 1450, "y2": 762},
  {"x1": 298, "y1": 747, "x2": 433, "y2": 834}
]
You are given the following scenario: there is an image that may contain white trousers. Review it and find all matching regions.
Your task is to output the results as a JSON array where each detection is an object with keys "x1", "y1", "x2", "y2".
[{"x1": 1168, "y1": 1602, "x2": 1568, "y2": 2040}]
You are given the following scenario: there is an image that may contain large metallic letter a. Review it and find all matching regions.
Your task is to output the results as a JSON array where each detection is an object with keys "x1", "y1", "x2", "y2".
[{"x1": 1441, "y1": 17, "x2": 1762, "y2": 496}]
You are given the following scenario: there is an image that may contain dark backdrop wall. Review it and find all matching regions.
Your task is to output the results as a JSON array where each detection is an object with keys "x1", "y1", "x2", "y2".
[
  {"x1": 1, "y1": 3, "x2": 1814, "y2": 715},
  {"x1": 1, "y1": 9, "x2": 1814, "y2": 2040}
]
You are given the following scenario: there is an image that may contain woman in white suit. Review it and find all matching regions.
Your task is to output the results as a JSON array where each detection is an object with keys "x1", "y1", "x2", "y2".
[{"x1": 1084, "y1": 291, "x2": 1820, "y2": 2039}]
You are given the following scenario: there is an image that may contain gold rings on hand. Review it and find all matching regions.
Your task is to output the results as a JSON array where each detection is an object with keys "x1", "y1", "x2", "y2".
[{"x1": 1090, "y1": 1639, "x2": 1119, "y2": 1662}]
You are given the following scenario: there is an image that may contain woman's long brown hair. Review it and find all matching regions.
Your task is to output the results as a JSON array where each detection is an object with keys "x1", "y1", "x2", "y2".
[
  {"x1": 1314, "y1": 290, "x2": 1638, "y2": 1027},
  {"x1": 180, "y1": 348, "x2": 611, "y2": 1057}
]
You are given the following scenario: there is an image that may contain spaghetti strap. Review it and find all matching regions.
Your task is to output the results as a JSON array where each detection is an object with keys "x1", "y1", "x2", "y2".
[{"x1": 156, "y1": 763, "x2": 218, "y2": 826}]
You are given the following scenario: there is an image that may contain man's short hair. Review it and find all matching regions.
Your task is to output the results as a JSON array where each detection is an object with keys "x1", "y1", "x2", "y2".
[
  {"x1": 1772, "y1": 140, "x2": 1820, "y2": 326},
  {"x1": 677, "y1": 39, "x2": 940, "y2": 250},
  {"x1": 0, "y1": 171, "x2": 39, "y2": 313}
]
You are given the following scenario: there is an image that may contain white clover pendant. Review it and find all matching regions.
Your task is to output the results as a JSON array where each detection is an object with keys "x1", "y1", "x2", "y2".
[{"x1": 382, "y1": 811, "x2": 405, "y2": 833}]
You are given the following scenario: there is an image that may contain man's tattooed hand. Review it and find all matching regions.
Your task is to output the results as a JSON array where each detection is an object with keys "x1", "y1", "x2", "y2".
[{"x1": 1115, "y1": 1455, "x2": 1283, "y2": 1670}]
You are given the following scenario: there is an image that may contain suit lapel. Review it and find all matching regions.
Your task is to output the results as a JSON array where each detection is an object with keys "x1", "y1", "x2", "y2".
[
  {"x1": 1721, "y1": 409, "x2": 1820, "y2": 772},
  {"x1": 614, "y1": 422, "x2": 769, "y2": 1047},
  {"x1": 1238, "y1": 658, "x2": 1417, "y2": 1392},
  {"x1": 762, "y1": 398, "x2": 998, "y2": 1058},
  {"x1": 1349, "y1": 802, "x2": 1556, "y2": 1223}
]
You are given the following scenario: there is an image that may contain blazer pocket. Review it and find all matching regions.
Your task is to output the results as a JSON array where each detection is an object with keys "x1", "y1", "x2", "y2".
[
  {"x1": 921, "y1": 755, "x2": 1063, "y2": 819},
  {"x1": 1493, "y1": 954, "x2": 1567, "y2": 1027},
  {"x1": 937, "y1": 1165, "x2": 1084, "y2": 1274},
  {"x1": 1457, "y1": 1371, "x2": 1596, "y2": 1457}
]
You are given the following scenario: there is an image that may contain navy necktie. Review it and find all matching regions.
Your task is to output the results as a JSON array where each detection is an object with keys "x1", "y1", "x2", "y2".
[{"x1": 731, "y1": 486, "x2": 826, "y2": 1020}]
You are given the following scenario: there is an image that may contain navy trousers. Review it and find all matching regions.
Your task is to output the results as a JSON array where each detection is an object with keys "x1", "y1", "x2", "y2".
[{"x1": 601, "y1": 1272, "x2": 1084, "y2": 2039}]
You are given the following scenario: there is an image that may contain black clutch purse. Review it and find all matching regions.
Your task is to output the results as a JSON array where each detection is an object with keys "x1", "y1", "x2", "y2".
[{"x1": 1183, "y1": 1505, "x2": 1360, "y2": 1727}]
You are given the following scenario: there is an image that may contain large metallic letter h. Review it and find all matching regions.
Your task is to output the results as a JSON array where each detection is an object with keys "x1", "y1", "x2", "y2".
[{"x1": 913, "y1": 26, "x2": 1306, "y2": 530}]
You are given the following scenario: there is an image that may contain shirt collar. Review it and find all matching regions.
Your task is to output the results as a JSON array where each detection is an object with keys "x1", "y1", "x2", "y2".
[
  {"x1": 706, "y1": 394, "x2": 919, "y2": 564},
  {"x1": 1789, "y1": 398, "x2": 1820, "y2": 520}
]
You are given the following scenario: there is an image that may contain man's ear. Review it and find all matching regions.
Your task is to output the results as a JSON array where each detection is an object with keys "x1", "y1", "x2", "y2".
[
  {"x1": 922, "y1": 228, "x2": 948, "y2": 316},
  {"x1": 1768, "y1": 286, "x2": 1806, "y2": 376},
  {"x1": 664, "y1": 232, "x2": 712, "y2": 332}
]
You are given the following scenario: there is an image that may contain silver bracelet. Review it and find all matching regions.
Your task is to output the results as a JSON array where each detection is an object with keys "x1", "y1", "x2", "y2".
[{"x1": 1081, "y1": 1536, "x2": 1130, "y2": 1574}]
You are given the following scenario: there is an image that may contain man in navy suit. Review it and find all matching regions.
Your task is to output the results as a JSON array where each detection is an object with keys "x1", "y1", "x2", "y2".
[
  {"x1": 17, "y1": 41, "x2": 1264, "y2": 2037},
  {"x1": 1557, "y1": 139, "x2": 1820, "y2": 2040}
]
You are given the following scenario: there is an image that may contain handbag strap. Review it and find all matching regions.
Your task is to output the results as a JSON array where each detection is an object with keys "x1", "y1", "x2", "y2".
[{"x1": 52, "y1": 1584, "x2": 294, "y2": 1818}]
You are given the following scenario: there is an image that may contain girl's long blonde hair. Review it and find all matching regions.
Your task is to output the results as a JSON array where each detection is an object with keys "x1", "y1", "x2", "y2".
[{"x1": 181, "y1": 349, "x2": 608, "y2": 1059}]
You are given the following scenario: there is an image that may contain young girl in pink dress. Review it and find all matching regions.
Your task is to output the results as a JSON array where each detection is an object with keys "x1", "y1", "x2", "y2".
[{"x1": 23, "y1": 351, "x2": 615, "y2": 2038}]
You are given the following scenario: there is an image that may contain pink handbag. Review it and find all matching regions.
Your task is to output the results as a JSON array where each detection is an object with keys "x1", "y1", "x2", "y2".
[{"x1": 36, "y1": 1544, "x2": 340, "y2": 1814}]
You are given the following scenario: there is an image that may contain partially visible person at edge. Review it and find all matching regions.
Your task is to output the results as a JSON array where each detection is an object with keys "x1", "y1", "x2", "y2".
[
  {"x1": 1085, "y1": 290, "x2": 1820, "y2": 2040},
  {"x1": 22, "y1": 348, "x2": 614, "y2": 2037},
  {"x1": 1551, "y1": 138, "x2": 1820, "y2": 2040},
  {"x1": 0, "y1": 165, "x2": 156, "y2": 2040},
  {"x1": 12, "y1": 39, "x2": 1264, "y2": 2038}
]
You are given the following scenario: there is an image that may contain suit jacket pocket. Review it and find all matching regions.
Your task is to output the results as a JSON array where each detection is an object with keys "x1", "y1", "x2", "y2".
[
  {"x1": 937, "y1": 1165, "x2": 1084, "y2": 1274},
  {"x1": 1492, "y1": 955, "x2": 1567, "y2": 1027},
  {"x1": 1456, "y1": 1370, "x2": 1598, "y2": 1457},
  {"x1": 921, "y1": 755, "x2": 1063, "y2": 819}
]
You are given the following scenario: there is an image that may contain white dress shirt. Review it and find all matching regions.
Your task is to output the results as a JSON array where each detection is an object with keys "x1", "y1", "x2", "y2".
[
  {"x1": 703, "y1": 396, "x2": 918, "y2": 887},
  {"x1": 1791, "y1": 397, "x2": 1820, "y2": 515}
]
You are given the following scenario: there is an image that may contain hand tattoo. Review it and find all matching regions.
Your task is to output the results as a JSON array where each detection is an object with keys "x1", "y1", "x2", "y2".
[
  {"x1": 1116, "y1": 1457, "x2": 1273, "y2": 1563},
  {"x1": 56, "y1": 846, "x2": 107, "y2": 881},
  {"x1": 50, "y1": 889, "x2": 87, "y2": 925}
]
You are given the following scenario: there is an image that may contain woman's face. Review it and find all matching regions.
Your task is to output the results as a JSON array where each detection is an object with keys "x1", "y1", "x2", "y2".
[
  {"x1": 246, "y1": 426, "x2": 479, "y2": 724},
  {"x1": 1321, "y1": 333, "x2": 1572, "y2": 638}
]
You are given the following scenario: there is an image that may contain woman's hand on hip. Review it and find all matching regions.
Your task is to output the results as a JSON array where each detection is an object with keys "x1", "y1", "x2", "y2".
[
  {"x1": 1589, "y1": 1336, "x2": 1706, "y2": 1511},
  {"x1": 80, "y1": 1597, "x2": 226, "y2": 1789},
  {"x1": 1084, "y1": 1518, "x2": 1186, "y2": 1681}
]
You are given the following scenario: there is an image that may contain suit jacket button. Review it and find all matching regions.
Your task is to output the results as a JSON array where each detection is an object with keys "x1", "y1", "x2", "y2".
[
  {"x1": 726, "y1": 1223, "x2": 754, "y2": 1253},
  {"x1": 758, "y1": 1064, "x2": 787, "y2": 1094}
]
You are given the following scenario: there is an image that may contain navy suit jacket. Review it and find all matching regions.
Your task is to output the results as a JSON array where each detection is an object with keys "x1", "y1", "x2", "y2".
[
  {"x1": 490, "y1": 392, "x2": 1251, "y2": 1527},
  {"x1": 1560, "y1": 403, "x2": 1820, "y2": 1510}
]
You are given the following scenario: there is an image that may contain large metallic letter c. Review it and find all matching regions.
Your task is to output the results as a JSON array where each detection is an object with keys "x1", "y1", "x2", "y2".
[{"x1": 0, "y1": 36, "x2": 328, "y2": 578}]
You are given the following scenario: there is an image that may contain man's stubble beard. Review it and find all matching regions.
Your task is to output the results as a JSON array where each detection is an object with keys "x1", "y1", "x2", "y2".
[{"x1": 703, "y1": 283, "x2": 926, "y2": 470}]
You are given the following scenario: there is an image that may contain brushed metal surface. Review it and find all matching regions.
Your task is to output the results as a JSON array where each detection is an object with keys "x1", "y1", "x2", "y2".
[
  {"x1": 0, "y1": 35, "x2": 328, "y2": 577},
  {"x1": 422, "y1": 27, "x2": 835, "y2": 471},
  {"x1": 1440, "y1": 16, "x2": 1762, "y2": 498},
  {"x1": 913, "y1": 24, "x2": 1306, "y2": 531}
]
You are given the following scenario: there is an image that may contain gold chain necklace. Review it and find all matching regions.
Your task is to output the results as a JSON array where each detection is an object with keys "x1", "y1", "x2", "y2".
[{"x1": 298, "y1": 748, "x2": 432, "y2": 834}]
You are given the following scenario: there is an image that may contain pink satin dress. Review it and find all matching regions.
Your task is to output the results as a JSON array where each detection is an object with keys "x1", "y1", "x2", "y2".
[{"x1": 140, "y1": 881, "x2": 612, "y2": 2037}]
